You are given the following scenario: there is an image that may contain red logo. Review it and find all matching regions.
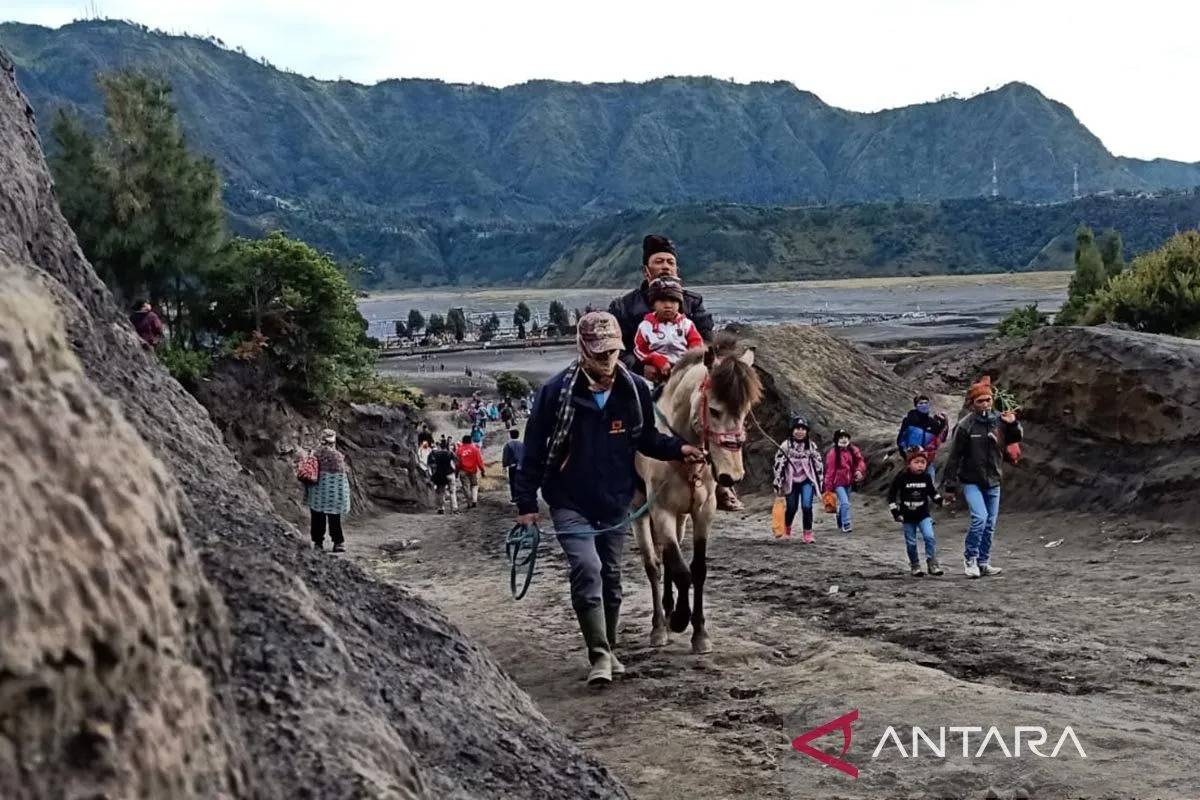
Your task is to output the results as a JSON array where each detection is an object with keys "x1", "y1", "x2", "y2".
[
  {"x1": 791, "y1": 709, "x2": 859, "y2": 778},
  {"x1": 610, "y1": 420, "x2": 625, "y2": 434}
]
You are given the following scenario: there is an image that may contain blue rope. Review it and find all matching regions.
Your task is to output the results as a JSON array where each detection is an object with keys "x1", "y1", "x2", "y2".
[{"x1": 506, "y1": 492, "x2": 654, "y2": 600}]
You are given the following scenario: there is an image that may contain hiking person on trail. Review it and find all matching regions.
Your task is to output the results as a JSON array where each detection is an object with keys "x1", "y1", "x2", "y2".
[
  {"x1": 129, "y1": 299, "x2": 165, "y2": 350},
  {"x1": 416, "y1": 439, "x2": 433, "y2": 478},
  {"x1": 457, "y1": 434, "x2": 486, "y2": 509},
  {"x1": 941, "y1": 376, "x2": 1023, "y2": 578},
  {"x1": 888, "y1": 447, "x2": 945, "y2": 577},
  {"x1": 428, "y1": 441, "x2": 458, "y2": 515},
  {"x1": 306, "y1": 429, "x2": 351, "y2": 553},
  {"x1": 513, "y1": 311, "x2": 705, "y2": 687},
  {"x1": 897, "y1": 394, "x2": 949, "y2": 479},
  {"x1": 500, "y1": 402, "x2": 516, "y2": 429},
  {"x1": 772, "y1": 416, "x2": 824, "y2": 542},
  {"x1": 633, "y1": 276, "x2": 704, "y2": 384},
  {"x1": 470, "y1": 423, "x2": 485, "y2": 446},
  {"x1": 501, "y1": 428, "x2": 525, "y2": 505},
  {"x1": 823, "y1": 429, "x2": 866, "y2": 533}
]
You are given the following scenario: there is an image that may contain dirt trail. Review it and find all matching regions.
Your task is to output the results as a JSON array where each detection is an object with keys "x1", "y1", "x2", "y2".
[{"x1": 349, "y1": 456, "x2": 1200, "y2": 800}]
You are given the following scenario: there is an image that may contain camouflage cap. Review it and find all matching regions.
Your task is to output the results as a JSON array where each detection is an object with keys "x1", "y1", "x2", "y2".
[{"x1": 577, "y1": 311, "x2": 625, "y2": 352}]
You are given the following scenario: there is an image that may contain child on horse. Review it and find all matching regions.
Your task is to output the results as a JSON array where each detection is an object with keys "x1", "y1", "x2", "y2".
[
  {"x1": 633, "y1": 276, "x2": 704, "y2": 385},
  {"x1": 888, "y1": 447, "x2": 945, "y2": 576},
  {"x1": 823, "y1": 429, "x2": 866, "y2": 533}
]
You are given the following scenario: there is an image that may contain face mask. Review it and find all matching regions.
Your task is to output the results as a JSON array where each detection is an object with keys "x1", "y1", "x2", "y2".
[
  {"x1": 837, "y1": 439, "x2": 850, "y2": 448},
  {"x1": 580, "y1": 348, "x2": 620, "y2": 390},
  {"x1": 916, "y1": 402, "x2": 930, "y2": 414}
]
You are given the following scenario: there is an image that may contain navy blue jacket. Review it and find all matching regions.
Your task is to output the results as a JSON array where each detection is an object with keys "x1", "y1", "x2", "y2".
[{"x1": 515, "y1": 367, "x2": 685, "y2": 524}]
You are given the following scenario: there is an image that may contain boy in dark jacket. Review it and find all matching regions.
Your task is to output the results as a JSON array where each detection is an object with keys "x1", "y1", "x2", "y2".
[
  {"x1": 514, "y1": 311, "x2": 703, "y2": 687},
  {"x1": 889, "y1": 448, "x2": 945, "y2": 577},
  {"x1": 941, "y1": 377, "x2": 1024, "y2": 578}
]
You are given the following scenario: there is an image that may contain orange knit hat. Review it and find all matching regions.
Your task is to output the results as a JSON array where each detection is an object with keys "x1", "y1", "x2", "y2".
[{"x1": 967, "y1": 376, "x2": 994, "y2": 403}]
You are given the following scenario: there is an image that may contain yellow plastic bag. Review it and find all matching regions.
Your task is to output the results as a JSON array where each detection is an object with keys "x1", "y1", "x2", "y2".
[{"x1": 771, "y1": 496, "x2": 787, "y2": 538}]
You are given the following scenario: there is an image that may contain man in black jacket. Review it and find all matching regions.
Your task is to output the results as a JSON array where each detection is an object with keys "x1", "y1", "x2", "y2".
[
  {"x1": 606, "y1": 234, "x2": 742, "y2": 508},
  {"x1": 941, "y1": 378, "x2": 1023, "y2": 579},
  {"x1": 608, "y1": 234, "x2": 715, "y2": 375},
  {"x1": 515, "y1": 311, "x2": 703, "y2": 687}
]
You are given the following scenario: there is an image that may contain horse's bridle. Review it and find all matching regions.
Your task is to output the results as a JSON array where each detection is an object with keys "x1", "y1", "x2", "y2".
[{"x1": 696, "y1": 375, "x2": 748, "y2": 454}]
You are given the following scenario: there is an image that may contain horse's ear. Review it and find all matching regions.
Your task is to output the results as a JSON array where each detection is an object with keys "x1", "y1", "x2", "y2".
[
  {"x1": 739, "y1": 347, "x2": 756, "y2": 367},
  {"x1": 703, "y1": 345, "x2": 716, "y2": 370}
]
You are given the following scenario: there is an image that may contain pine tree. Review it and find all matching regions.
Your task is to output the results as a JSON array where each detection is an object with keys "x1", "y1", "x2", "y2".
[
  {"x1": 407, "y1": 308, "x2": 425, "y2": 333},
  {"x1": 1099, "y1": 229, "x2": 1125, "y2": 279},
  {"x1": 1057, "y1": 225, "x2": 1106, "y2": 324},
  {"x1": 50, "y1": 71, "x2": 224, "y2": 340}
]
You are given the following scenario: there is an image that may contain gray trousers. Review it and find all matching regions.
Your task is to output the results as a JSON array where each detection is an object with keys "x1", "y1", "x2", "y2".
[{"x1": 550, "y1": 508, "x2": 626, "y2": 613}]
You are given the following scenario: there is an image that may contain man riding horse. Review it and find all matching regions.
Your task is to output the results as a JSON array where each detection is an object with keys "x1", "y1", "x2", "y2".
[{"x1": 608, "y1": 235, "x2": 744, "y2": 511}]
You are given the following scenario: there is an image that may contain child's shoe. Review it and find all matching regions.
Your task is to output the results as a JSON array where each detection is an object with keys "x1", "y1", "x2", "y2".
[
  {"x1": 802, "y1": 529, "x2": 815, "y2": 543},
  {"x1": 910, "y1": 562, "x2": 924, "y2": 577},
  {"x1": 926, "y1": 558, "x2": 944, "y2": 576}
]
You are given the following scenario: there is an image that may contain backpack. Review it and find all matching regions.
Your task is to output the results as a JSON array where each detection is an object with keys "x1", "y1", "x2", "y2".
[
  {"x1": 458, "y1": 445, "x2": 483, "y2": 474},
  {"x1": 296, "y1": 452, "x2": 319, "y2": 485}
]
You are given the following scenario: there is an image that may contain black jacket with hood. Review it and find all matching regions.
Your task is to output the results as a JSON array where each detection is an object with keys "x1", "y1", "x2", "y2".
[{"x1": 608, "y1": 282, "x2": 714, "y2": 374}]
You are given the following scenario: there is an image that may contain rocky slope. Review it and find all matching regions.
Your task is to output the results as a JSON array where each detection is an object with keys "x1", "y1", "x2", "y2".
[
  {"x1": 734, "y1": 324, "x2": 915, "y2": 492},
  {"x1": 195, "y1": 359, "x2": 435, "y2": 525},
  {"x1": 0, "y1": 48, "x2": 626, "y2": 800},
  {"x1": 899, "y1": 325, "x2": 1200, "y2": 519}
]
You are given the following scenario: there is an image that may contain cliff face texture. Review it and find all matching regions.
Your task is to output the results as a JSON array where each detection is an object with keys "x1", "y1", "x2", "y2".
[
  {"x1": 0, "y1": 51, "x2": 626, "y2": 800},
  {"x1": 980, "y1": 325, "x2": 1200, "y2": 518}
]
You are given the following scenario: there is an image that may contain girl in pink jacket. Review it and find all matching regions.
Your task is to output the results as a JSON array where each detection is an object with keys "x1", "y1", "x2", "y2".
[{"x1": 824, "y1": 429, "x2": 866, "y2": 533}]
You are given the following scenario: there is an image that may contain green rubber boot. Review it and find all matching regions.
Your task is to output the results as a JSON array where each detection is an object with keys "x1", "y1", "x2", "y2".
[
  {"x1": 605, "y1": 603, "x2": 625, "y2": 676},
  {"x1": 575, "y1": 607, "x2": 612, "y2": 686}
]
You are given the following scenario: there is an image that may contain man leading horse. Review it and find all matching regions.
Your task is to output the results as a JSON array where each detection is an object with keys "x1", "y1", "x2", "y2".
[{"x1": 514, "y1": 311, "x2": 705, "y2": 687}]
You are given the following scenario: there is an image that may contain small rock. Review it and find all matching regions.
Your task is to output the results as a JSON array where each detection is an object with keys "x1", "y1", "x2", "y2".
[{"x1": 827, "y1": 585, "x2": 839, "y2": 595}]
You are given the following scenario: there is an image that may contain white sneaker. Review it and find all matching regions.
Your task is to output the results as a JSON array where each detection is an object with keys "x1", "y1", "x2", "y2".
[
  {"x1": 964, "y1": 557, "x2": 981, "y2": 578},
  {"x1": 979, "y1": 563, "x2": 1003, "y2": 577}
]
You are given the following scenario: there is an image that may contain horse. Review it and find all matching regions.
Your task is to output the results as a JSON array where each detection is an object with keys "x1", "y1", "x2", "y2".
[{"x1": 633, "y1": 340, "x2": 763, "y2": 654}]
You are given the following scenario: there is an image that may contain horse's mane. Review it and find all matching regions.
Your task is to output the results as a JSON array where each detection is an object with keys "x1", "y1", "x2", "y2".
[{"x1": 664, "y1": 333, "x2": 762, "y2": 414}]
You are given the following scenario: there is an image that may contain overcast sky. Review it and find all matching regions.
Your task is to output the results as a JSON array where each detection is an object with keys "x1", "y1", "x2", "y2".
[{"x1": 5, "y1": 0, "x2": 1198, "y2": 161}]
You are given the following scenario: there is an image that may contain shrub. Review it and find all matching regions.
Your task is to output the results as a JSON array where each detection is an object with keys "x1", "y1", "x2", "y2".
[
  {"x1": 161, "y1": 344, "x2": 213, "y2": 390},
  {"x1": 1086, "y1": 230, "x2": 1200, "y2": 337},
  {"x1": 495, "y1": 371, "x2": 531, "y2": 399},
  {"x1": 997, "y1": 303, "x2": 1048, "y2": 338}
]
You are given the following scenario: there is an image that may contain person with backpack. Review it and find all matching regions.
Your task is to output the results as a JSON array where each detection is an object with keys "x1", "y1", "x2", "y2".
[
  {"x1": 303, "y1": 429, "x2": 351, "y2": 552},
  {"x1": 501, "y1": 428, "x2": 525, "y2": 505},
  {"x1": 888, "y1": 447, "x2": 945, "y2": 577},
  {"x1": 513, "y1": 311, "x2": 703, "y2": 686},
  {"x1": 896, "y1": 394, "x2": 949, "y2": 479},
  {"x1": 129, "y1": 299, "x2": 165, "y2": 350},
  {"x1": 772, "y1": 416, "x2": 824, "y2": 542},
  {"x1": 428, "y1": 441, "x2": 458, "y2": 515},
  {"x1": 457, "y1": 434, "x2": 486, "y2": 509},
  {"x1": 941, "y1": 376, "x2": 1023, "y2": 578},
  {"x1": 823, "y1": 429, "x2": 866, "y2": 533}
]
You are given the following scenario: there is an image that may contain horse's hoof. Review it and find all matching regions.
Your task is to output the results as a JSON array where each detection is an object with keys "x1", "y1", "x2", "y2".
[
  {"x1": 691, "y1": 635, "x2": 713, "y2": 655},
  {"x1": 650, "y1": 628, "x2": 669, "y2": 647},
  {"x1": 669, "y1": 605, "x2": 691, "y2": 633}
]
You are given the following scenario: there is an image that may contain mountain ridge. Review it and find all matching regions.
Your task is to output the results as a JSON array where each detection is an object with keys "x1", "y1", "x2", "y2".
[{"x1": 3, "y1": 18, "x2": 1200, "y2": 288}]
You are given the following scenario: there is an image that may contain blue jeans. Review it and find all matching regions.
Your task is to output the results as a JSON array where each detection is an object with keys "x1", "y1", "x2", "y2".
[
  {"x1": 902, "y1": 518, "x2": 936, "y2": 564},
  {"x1": 962, "y1": 484, "x2": 1002, "y2": 563},
  {"x1": 836, "y1": 486, "x2": 853, "y2": 530},
  {"x1": 785, "y1": 481, "x2": 815, "y2": 530}
]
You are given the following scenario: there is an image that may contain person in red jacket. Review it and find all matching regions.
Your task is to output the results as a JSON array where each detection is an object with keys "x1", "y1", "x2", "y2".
[
  {"x1": 456, "y1": 434, "x2": 486, "y2": 509},
  {"x1": 823, "y1": 429, "x2": 866, "y2": 533},
  {"x1": 632, "y1": 277, "x2": 704, "y2": 384},
  {"x1": 129, "y1": 299, "x2": 165, "y2": 349}
]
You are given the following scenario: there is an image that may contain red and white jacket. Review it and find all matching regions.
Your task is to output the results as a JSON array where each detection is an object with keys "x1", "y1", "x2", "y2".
[{"x1": 633, "y1": 311, "x2": 703, "y2": 373}]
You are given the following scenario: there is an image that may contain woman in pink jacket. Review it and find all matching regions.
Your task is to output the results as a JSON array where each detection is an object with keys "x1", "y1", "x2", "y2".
[{"x1": 824, "y1": 429, "x2": 866, "y2": 533}]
